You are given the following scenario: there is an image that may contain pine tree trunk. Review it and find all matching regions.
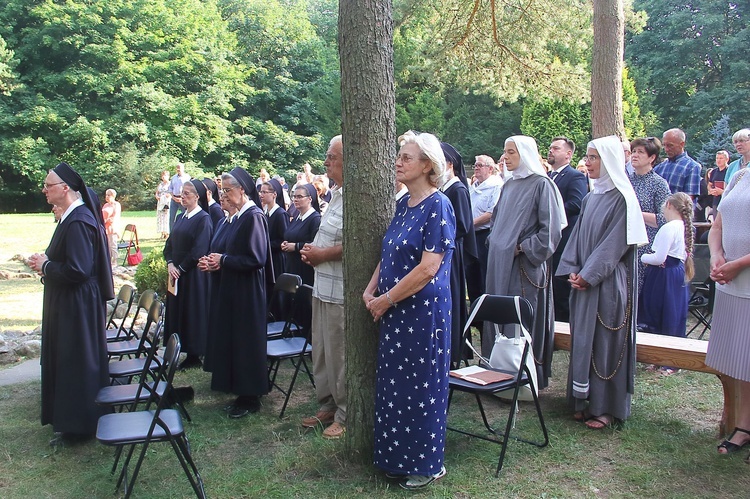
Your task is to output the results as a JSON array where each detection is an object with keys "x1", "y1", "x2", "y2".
[
  {"x1": 339, "y1": 0, "x2": 396, "y2": 462},
  {"x1": 592, "y1": 0, "x2": 625, "y2": 138}
]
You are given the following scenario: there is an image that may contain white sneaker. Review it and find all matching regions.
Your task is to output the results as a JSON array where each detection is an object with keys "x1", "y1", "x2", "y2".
[{"x1": 399, "y1": 466, "x2": 446, "y2": 490}]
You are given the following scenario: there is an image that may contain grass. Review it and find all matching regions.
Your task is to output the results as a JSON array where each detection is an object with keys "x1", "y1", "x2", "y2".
[{"x1": 1, "y1": 213, "x2": 749, "y2": 497}]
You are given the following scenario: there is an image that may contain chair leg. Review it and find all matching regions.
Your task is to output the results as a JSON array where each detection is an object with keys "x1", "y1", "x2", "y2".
[
  {"x1": 172, "y1": 435, "x2": 206, "y2": 498},
  {"x1": 279, "y1": 355, "x2": 305, "y2": 419}
]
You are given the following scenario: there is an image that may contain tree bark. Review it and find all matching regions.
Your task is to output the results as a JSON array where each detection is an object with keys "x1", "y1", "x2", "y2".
[
  {"x1": 591, "y1": 0, "x2": 625, "y2": 139},
  {"x1": 339, "y1": 0, "x2": 396, "y2": 462}
]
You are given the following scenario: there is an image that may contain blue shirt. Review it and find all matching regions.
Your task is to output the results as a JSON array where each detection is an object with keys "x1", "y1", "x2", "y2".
[{"x1": 653, "y1": 152, "x2": 701, "y2": 195}]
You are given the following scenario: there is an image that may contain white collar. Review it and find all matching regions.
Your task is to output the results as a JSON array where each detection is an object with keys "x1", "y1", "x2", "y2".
[
  {"x1": 184, "y1": 205, "x2": 202, "y2": 219},
  {"x1": 267, "y1": 204, "x2": 279, "y2": 216},
  {"x1": 60, "y1": 198, "x2": 84, "y2": 223},
  {"x1": 440, "y1": 177, "x2": 460, "y2": 192},
  {"x1": 297, "y1": 208, "x2": 315, "y2": 221},
  {"x1": 552, "y1": 164, "x2": 570, "y2": 174},
  {"x1": 236, "y1": 199, "x2": 255, "y2": 219},
  {"x1": 395, "y1": 185, "x2": 409, "y2": 200}
]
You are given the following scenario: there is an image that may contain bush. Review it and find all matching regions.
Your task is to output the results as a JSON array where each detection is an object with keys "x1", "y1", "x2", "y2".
[{"x1": 134, "y1": 247, "x2": 168, "y2": 296}]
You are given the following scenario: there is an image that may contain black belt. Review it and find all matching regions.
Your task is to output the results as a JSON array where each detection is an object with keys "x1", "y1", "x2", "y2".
[{"x1": 475, "y1": 228, "x2": 490, "y2": 234}]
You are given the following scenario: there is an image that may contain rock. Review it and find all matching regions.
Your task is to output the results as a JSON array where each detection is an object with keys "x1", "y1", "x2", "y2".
[
  {"x1": 14, "y1": 340, "x2": 41, "y2": 358},
  {"x1": 13, "y1": 272, "x2": 35, "y2": 279},
  {"x1": 0, "y1": 351, "x2": 19, "y2": 365},
  {"x1": 0, "y1": 270, "x2": 10, "y2": 280},
  {"x1": 114, "y1": 302, "x2": 128, "y2": 319}
]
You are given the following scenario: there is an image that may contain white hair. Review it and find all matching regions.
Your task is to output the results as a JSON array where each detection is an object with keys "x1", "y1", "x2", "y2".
[
  {"x1": 398, "y1": 130, "x2": 448, "y2": 187},
  {"x1": 733, "y1": 129, "x2": 750, "y2": 143}
]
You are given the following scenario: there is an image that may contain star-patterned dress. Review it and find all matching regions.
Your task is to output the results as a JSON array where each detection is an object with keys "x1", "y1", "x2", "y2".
[{"x1": 374, "y1": 191, "x2": 456, "y2": 476}]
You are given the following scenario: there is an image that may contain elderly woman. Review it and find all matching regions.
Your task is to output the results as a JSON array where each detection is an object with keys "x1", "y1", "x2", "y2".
[
  {"x1": 628, "y1": 137, "x2": 671, "y2": 291},
  {"x1": 440, "y1": 141, "x2": 478, "y2": 367},
  {"x1": 282, "y1": 184, "x2": 321, "y2": 286},
  {"x1": 707, "y1": 164, "x2": 750, "y2": 456},
  {"x1": 725, "y1": 128, "x2": 750, "y2": 182},
  {"x1": 199, "y1": 167, "x2": 273, "y2": 418},
  {"x1": 556, "y1": 136, "x2": 648, "y2": 430},
  {"x1": 363, "y1": 130, "x2": 455, "y2": 490},
  {"x1": 29, "y1": 163, "x2": 114, "y2": 443},
  {"x1": 101, "y1": 188, "x2": 121, "y2": 266},
  {"x1": 485, "y1": 136, "x2": 566, "y2": 389},
  {"x1": 163, "y1": 180, "x2": 213, "y2": 370}
]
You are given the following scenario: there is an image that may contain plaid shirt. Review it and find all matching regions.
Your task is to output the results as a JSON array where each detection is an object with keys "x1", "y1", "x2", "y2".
[
  {"x1": 653, "y1": 152, "x2": 701, "y2": 196},
  {"x1": 311, "y1": 187, "x2": 344, "y2": 304}
]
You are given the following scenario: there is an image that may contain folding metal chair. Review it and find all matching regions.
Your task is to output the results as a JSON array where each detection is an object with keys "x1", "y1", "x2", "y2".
[
  {"x1": 97, "y1": 334, "x2": 206, "y2": 498},
  {"x1": 118, "y1": 224, "x2": 139, "y2": 265},
  {"x1": 267, "y1": 273, "x2": 303, "y2": 340},
  {"x1": 447, "y1": 294, "x2": 549, "y2": 476},
  {"x1": 105, "y1": 284, "x2": 136, "y2": 342},
  {"x1": 267, "y1": 284, "x2": 314, "y2": 418},
  {"x1": 108, "y1": 299, "x2": 162, "y2": 359},
  {"x1": 687, "y1": 278, "x2": 714, "y2": 339},
  {"x1": 107, "y1": 290, "x2": 157, "y2": 342}
]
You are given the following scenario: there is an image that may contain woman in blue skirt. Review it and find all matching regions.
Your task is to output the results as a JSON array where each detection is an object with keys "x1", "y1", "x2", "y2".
[{"x1": 638, "y1": 192, "x2": 694, "y2": 374}]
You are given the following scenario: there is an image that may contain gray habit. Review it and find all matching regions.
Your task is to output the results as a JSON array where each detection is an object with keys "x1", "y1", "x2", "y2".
[
  {"x1": 556, "y1": 190, "x2": 638, "y2": 421},
  {"x1": 485, "y1": 174, "x2": 562, "y2": 388}
]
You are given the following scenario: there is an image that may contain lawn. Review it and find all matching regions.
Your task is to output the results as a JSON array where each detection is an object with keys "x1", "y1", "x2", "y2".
[{"x1": 0, "y1": 212, "x2": 748, "y2": 498}]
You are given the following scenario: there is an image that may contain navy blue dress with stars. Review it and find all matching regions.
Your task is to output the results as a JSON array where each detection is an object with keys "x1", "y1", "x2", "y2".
[{"x1": 374, "y1": 191, "x2": 456, "y2": 476}]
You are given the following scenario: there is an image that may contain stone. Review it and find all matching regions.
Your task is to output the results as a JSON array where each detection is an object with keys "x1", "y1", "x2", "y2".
[
  {"x1": 14, "y1": 340, "x2": 41, "y2": 359},
  {"x1": 0, "y1": 270, "x2": 10, "y2": 280}
]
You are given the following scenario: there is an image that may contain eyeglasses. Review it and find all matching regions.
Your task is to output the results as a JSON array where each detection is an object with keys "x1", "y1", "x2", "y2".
[
  {"x1": 221, "y1": 187, "x2": 234, "y2": 194},
  {"x1": 474, "y1": 164, "x2": 492, "y2": 169},
  {"x1": 734, "y1": 138, "x2": 749, "y2": 145},
  {"x1": 43, "y1": 181, "x2": 66, "y2": 189},
  {"x1": 292, "y1": 194, "x2": 310, "y2": 199},
  {"x1": 259, "y1": 190, "x2": 274, "y2": 195}
]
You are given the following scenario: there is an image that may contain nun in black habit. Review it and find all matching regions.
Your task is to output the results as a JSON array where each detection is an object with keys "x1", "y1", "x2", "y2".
[
  {"x1": 201, "y1": 167, "x2": 273, "y2": 418},
  {"x1": 164, "y1": 179, "x2": 213, "y2": 369},
  {"x1": 439, "y1": 142, "x2": 479, "y2": 367},
  {"x1": 202, "y1": 177, "x2": 225, "y2": 228},
  {"x1": 282, "y1": 183, "x2": 321, "y2": 286},
  {"x1": 29, "y1": 162, "x2": 114, "y2": 441}
]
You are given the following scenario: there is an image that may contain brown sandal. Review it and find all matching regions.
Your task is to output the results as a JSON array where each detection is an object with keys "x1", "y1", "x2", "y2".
[{"x1": 585, "y1": 414, "x2": 614, "y2": 430}]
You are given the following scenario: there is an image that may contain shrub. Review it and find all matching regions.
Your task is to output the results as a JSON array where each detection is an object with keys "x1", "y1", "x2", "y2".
[{"x1": 134, "y1": 247, "x2": 168, "y2": 296}]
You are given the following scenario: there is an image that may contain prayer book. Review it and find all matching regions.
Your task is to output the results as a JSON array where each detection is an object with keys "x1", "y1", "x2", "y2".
[{"x1": 449, "y1": 365, "x2": 513, "y2": 385}]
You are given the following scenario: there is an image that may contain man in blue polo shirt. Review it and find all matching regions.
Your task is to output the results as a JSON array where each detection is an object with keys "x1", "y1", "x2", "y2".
[{"x1": 654, "y1": 128, "x2": 701, "y2": 198}]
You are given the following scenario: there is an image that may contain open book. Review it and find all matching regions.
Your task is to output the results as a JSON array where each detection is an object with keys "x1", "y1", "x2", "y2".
[{"x1": 449, "y1": 365, "x2": 513, "y2": 385}]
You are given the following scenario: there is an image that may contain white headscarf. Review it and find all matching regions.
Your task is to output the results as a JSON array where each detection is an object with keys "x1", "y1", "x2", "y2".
[
  {"x1": 588, "y1": 136, "x2": 648, "y2": 246},
  {"x1": 506, "y1": 135, "x2": 568, "y2": 229}
]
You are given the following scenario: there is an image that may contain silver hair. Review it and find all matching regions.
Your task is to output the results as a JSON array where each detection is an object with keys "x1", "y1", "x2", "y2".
[
  {"x1": 398, "y1": 130, "x2": 448, "y2": 187},
  {"x1": 733, "y1": 128, "x2": 750, "y2": 143},
  {"x1": 221, "y1": 173, "x2": 241, "y2": 188},
  {"x1": 716, "y1": 150, "x2": 730, "y2": 159},
  {"x1": 663, "y1": 128, "x2": 686, "y2": 142}
]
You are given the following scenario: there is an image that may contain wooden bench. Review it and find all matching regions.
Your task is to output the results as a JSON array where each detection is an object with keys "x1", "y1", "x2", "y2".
[{"x1": 554, "y1": 321, "x2": 739, "y2": 436}]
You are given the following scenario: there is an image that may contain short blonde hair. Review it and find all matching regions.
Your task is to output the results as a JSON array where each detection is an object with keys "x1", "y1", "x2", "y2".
[
  {"x1": 398, "y1": 130, "x2": 448, "y2": 187},
  {"x1": 106, "y1": 188, "x2": 117, "y2": 198}
]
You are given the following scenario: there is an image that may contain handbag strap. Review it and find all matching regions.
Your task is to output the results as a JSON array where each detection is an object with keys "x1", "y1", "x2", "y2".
[{"x1": 463, "y1": 295, "x2": 532, "y2": 366}]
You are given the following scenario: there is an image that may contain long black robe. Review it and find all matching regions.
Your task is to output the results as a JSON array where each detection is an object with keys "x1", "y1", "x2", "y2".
[
  {"x1": 202, "y1": 216, "x2": 232, "y2": 374},
  {"x1": 442, "y1": 179, "x2": 475, "y2": 366},
  {"x1": 41, "y1": 206, "x2": 111, "y2": 434},
  {"x1": 208, "y1": 202, "x2": 225, "y2": 229},
  {"x1": 266, "y1": 206, "x2": 289, "y2": 318},
  {"x1": 163, "y1": 210, "x2": 212, "y2": 356},
  {"x1": 206, "y1": 204, "x2": 273, "y2": 397},
  {"x1": 283, "y1": 210, "x2": 321, "y2": 286}
]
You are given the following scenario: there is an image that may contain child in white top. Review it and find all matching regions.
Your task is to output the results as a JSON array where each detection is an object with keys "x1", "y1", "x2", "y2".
[{"x1": 638, "y1": 192, "x2": 695, "y2": 374}]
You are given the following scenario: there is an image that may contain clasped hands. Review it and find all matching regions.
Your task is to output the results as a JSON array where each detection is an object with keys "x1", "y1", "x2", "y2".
[
  {"x1": 710, "y1": 254, "x2": 739, "y2": 285},
  {"x1": 568, "y1": 273, "x2": 590, "y2": 290},
  {"x1": 197, "y1": 253, "x2": 223, "y2": 272},
  {"x1": 363, "y1": 290, "x2": 389, "y2": 322},
  {"x1": 28, "y1": 253, "x2": 48, "y2": 275}
]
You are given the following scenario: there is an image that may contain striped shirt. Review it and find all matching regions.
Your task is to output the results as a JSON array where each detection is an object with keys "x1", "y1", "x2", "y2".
[{"x1": 312, "y1": 187, "x2": 343, "y2": 304}]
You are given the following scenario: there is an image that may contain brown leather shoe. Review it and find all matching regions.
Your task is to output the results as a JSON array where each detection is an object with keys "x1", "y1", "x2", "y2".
[
  {"x1": 322, "y1": 421, "x2": 346, "y2": 439},
  {"x1": 301, "y1": 410, "x2": 336, "y2": 428}
]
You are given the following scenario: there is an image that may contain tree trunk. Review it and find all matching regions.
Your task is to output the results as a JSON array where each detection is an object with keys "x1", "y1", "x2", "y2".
[
  {"x1": 591, "y1": 0, "x2": 625, "y2": 139},
  {"x1": 339, "y1": 0, "x2": 396, "y2": 462}
]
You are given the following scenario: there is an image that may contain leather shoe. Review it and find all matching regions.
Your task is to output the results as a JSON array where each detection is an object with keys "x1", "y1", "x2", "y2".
[
  {"x1": 302, "y1": 410, "x2": 336, "y2": 428},
  {"x1": 228, "y1": 396, "x2": 260, "y2": 418}
]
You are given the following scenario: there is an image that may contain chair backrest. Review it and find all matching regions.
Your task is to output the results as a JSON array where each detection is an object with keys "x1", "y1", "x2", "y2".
[
  {"x1": 134, "y1": 299, "x2": 164, "y2": 357},
  {"x1": 268, "y1": 273, "x2": 302, "y2": 323},
  {"x1": 125, "y1": 290, "x2": 157, "y2": 338},
  {"x1": 465, "y1": 295, "x2": 534, "y2": 339},
  {"x1": 294, "y1": 284, "x2": 314, "y2": 338},
  {"x1": 137, "y1": 331, "x2": 180, "y2": 412},
  {"x1": 107, "y1": 284, "x2": 136, "y2": 330},
  {"x1": 692, "y1": 244, "x2": 710, "y2": 284}
]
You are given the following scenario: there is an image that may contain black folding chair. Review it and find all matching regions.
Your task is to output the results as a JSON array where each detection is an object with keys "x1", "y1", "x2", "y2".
[
  {"x1": 267, "y1": 273, "x2": 303, "y2": 340},
  {"x1": 687, "y1": 244, "x2": 712, "y2": 339},
  {"x1": 267, "y1": 284, "x2": 314, "y2": 418},
  {"x1": 107, "y1": 290, "x2": 157, "y2": 343},
  {"x1": 447, "y1": 294, "x2": 549, "y2": 476},
  {"x1": 108, "y1": 298, "x2": 162, "y2": 359},
  {"x1": 97, "y1": 334, "x2": 206, "y2": 499},
  {"x1": 105, "y1": 284, "x2": 136, "y2": 341}
]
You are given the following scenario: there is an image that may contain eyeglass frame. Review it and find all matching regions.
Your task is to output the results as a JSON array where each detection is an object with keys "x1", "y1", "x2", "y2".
[{"x1": 43, "y1": 181, "x2": 66, "y2": 190}]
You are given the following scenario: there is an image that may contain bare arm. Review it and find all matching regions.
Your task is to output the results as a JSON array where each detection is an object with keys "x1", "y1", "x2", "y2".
[
  {"x1": 300, "y1": 243, "x2": 342, "y2": 267},
  {"x1": 364, "y1": 251, "x2": 445, "y2": 322},
  {"x1": 473, "y1": 212, "x2": 492, "y2": 227}
]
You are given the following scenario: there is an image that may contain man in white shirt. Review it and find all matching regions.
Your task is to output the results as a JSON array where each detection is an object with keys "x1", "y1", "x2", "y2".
[{"x1": 168, "y1": 162, "x2": 191, "y2": 231}]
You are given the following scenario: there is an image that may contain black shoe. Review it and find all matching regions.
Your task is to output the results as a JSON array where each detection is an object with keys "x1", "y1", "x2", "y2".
[
  {"x1": 228, "y1": 396, "x2": 260, "y2": 418},
  {"x1": 49, "y1": 432, "x2": 93, "y2": 447},
  {"x1": 178, "y1": 355, "x2": 202, "y2": 371}
]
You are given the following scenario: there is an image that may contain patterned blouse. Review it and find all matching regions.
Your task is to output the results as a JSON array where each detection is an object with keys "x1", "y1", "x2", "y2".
[{"x1": 629, "y1": 169, "x2": 671, "y2": 288}]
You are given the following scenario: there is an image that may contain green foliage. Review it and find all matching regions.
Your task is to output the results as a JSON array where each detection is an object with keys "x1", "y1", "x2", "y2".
[
  {"x1": 695, "y1": 115, "x2": 735, "y2": 172},
  {"x1": 0, "y1": 35, "x2": 18, "y2": 95},
  {"x1": 521, "y1": 98, "x2": 591, "y2": 161},
  {"x1": 627, "y1": 0, "x2": 750, "y2": 146},
  {"x1": 133, "y1": 246, "x2": 168, "y2": 296}
]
